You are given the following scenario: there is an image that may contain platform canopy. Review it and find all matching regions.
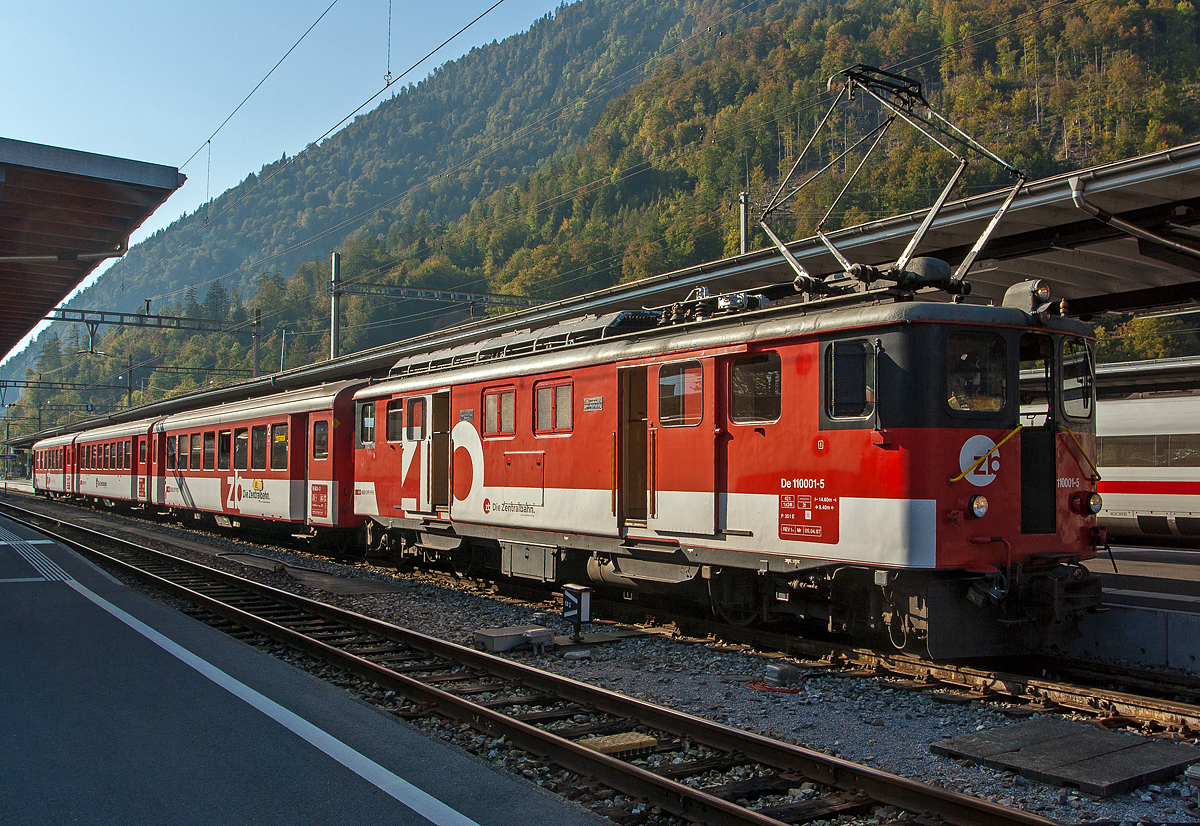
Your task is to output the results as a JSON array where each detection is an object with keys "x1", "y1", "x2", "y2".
[
  {"x1": 0, "y1": 137, "x2": 185, "y2": 358},
  {"x1": 657, "y1": 141, "x2": 1200, "y2": 317}
]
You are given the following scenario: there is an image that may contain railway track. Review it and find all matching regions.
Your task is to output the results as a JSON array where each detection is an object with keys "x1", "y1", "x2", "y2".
[
  {"x1": 0, "y1": 498, "x2": 1060, "y2": 826},
  {"x1": 592, "y1": 607, "x2": 1200, "y2": 735},
  {"x1": 10, "y1": 489, "x2": 1200, "y2": 736}
]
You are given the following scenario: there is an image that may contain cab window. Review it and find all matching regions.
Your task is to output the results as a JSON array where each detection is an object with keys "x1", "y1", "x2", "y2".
[
  {"x1": 827, "y1": 341, "x2": 874, "y2": 419},
  {"x1": 730, "y1": 353, "x2": 782, "y2": 423},
  {"x1": 1062, "y1": 337, "x2": 1095, "y2": 420},
  {"x1": 947, "y1": 332, "x2": 1007, "y2": 413},
  {"x1": 659, "y1": 362, "x2": 703, "y2": 427}
]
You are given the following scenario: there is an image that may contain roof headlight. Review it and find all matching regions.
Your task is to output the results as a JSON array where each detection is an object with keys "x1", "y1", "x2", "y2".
[{"x1": 968, "y1": 494, "x2": 989, "y2": 519}]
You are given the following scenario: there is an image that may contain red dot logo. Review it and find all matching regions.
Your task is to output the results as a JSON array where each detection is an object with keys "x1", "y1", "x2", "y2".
[{"x1": 483, "y1": 498, "x2": 491, "y2": 514}]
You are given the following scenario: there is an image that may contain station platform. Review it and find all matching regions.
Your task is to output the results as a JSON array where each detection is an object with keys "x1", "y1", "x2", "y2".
[{"x1": 0, "y1": 513, "x2": 602, "y2": 826}]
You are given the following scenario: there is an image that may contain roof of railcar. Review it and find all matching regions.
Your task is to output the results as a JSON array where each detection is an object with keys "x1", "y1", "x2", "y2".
[
  {"x1": 1098, "y1": 395, "x2": 1200, "y2": 436},
  {"x1": 362, "y1": 297, "x2": 1092, "y2": 400},
  {"x1": 157, "y1": 380, "x2": 363, "y2": 432}
]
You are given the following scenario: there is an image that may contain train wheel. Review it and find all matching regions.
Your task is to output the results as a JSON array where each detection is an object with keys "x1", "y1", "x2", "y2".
[{"x1": 714, "y1": 603, "x2": 759, "y2": 627}]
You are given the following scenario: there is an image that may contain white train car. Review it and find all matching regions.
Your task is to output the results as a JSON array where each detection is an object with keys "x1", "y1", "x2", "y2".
[
  {"x1": 1097, "y1": 395, "x2": 1200, "y2": 539},
  {"x1": 32, "y1": 433, "x2": 75, "y2": 495}
]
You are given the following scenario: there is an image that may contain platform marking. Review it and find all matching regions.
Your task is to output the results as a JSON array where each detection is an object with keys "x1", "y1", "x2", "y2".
[
  {"x1": 0, "y1": 577, "x2": 44, "y2": 583},
  {"x1": 65, "y1": 579, "x2": 483, "y2": 826},
  {"x1": 0, "y1": 525, "x2": 71, "y2": 582}
]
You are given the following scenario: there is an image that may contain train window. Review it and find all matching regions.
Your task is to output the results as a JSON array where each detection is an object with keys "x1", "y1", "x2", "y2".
[
  {"x1": 1061, "y1": 337, "x2": 1094, "y2": 419},
  {"x1": 218, "y1": 431, "x2": 231, "y2": 470},
  {"x1": 947, "y1": 333, "x2": 1006, "y2": 413},
  {"x1": 1099, "y1": 435, "x2": 1159, "y2": 467},
  {"x1": 1170, "y1": 434, "x2": 1200, "y2": 467},
  {"x1": 251, "y1": 426, "x2": 268, "y2": 470},
  {"x1": 190, "y1": 434, "x2": 202, "y2": 470},
  {"x1": 659, "y1": 362, "x2": 703, "y2": 427},
  {"x1": 271, "y1": 424, "x2": 288, "y2": 470},
  {"x1": 826, "y1": 341, "x2": 874, "y2": 419},
  {"x1": 313, "y1": 421, "x2": 329, "y2": 460},
  {"x1": 234, "y1": 428, "x2": 249, "y2": 470},
  {"x1": 166, "y1": 436, "x2": 176, "y2": 470},
  {"x1": 483, "y1": 388, "x2": 515, "y2": 435},
  {"x1": 203, "y1": 432, "x2": 216, "y2": 470},
  {"x1": 407, "y1": 398, "x2": 426, "y2": 441},
  {"x1": 125, "y1": 440, "x2": 132, "y2": 469},
  {"x1": 140, "y1": 440, "x2": 147, "y2": 464},
  {"x1": 730, "y1": 353, "x2": 782, "y2": 423},
  {"x1": 357, "y1": 401, "x2": 375, "y2": 447},
  {"x1": 106, "y1": 443, "x2": 112, "y2": 470},
  {"x1": 178, "y1": 435, "x2": 189, "y2": 470},
  {"x1": 535, "y1": 381, "x2": 572, "y2": 433},
  {"x1": 117, "y1": 442, "x2": 124, "y2": 469},
  {"x1": 386, "y1": 399, "x2": 404, "y2": 442}
]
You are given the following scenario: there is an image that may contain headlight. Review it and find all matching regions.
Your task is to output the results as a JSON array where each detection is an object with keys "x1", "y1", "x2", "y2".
[
  {"x1": 967, "y1": 494, "x2": 989, "y2": 519},
  {"x1": 1071, "y1": 491, "x2": 1103, "y2": 514}
]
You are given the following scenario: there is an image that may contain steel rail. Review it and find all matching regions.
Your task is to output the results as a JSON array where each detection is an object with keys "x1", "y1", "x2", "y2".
[
  {"x1": 0, "y1": 499, "x2": 1061, "y2": 826},
  {"x1": 597, "y1": 602, "x2": 1200, "y2": 733}
]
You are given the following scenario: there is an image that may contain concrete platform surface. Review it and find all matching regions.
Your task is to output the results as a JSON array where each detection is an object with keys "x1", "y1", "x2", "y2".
[{"x1": 0, "y1": 514, "x2": 603, "y2": 826}]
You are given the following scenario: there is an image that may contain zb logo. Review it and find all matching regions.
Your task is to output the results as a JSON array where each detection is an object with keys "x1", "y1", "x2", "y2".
[{"x1": 959, "y1": 435, "x2": 999, "y2": 487}]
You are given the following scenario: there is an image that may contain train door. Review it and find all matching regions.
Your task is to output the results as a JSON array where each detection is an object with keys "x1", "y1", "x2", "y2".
[
  {"x1": 289, "y1": 413, "x2": 308, "y2": 521},
  {"x1": 618, "y1": 367, "x2": 648, "y2": 527},
  {"x1": 404, "y1": 393, "x2": 447, "y2": 514},
  {"x1": 646, "y1": 359, "x2": 716, "y2": 534},
  {"x1": 135, "y1": 435, "x2": 149, "y2": 502},
  {"x1": 431, "y1": 392, "x2": 450, "y2": 512},
  {"x1": 1019, "y1": 333, "x2": 1057, "y2": 534},
  {"x1": 307, "y1": 414, "x2": 334, "y2": 526}
]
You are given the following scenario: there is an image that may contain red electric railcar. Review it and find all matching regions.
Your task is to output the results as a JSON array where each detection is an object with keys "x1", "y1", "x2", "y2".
[{"x1": 352, "y1": 283, "x2": 1104, "y2": 658}]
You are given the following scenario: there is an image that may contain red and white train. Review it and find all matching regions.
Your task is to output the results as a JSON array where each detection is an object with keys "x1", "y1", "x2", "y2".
[
  {"x1": 1094, "y1": 394, "x2": 1200, "y2": 540},
  {"x1": 34, "y1": 280, "x2": 1105, "y2": 658}
]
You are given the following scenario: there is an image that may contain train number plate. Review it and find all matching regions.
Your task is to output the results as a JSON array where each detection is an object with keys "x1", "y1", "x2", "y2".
[{"x1": 778, "y1": 491, "x2": 839, "y2": 543}]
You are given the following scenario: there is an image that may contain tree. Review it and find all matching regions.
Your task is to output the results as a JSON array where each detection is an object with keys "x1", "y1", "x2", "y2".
[{"x1": 202, "y1": 282, "x2": 230, "y2": 322}]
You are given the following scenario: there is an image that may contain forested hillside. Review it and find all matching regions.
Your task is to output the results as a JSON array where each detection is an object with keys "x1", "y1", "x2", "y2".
[{"x1": 9, "y1": 0, "x2": 1200, "y2": 436}]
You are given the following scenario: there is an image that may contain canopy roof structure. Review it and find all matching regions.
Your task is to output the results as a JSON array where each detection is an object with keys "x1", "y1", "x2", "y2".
[{"x1": 0, "y1": 137, "x2": 185, "y2": 359}]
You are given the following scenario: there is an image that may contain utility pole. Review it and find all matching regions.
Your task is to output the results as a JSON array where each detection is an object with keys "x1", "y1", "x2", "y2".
[
  {"x1": 739, "y1": 191, "x2": 750, "y2": 255},
  {"x1": 330, "y1": 251, "x2": 341, "y2": 361},
  {"x1": 126, "y1": 354, "x2": 133, "y2": 407},
  {"x1": 280, "y1": 329, "x2": 287, "y2": 372},
  {"x1": 252, "y1": 308, "x2": 261, "y2": 377}
]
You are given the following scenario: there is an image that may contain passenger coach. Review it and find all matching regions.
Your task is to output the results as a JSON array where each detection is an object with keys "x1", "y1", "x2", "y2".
[{"x1": 151, "y1": 380, "x2": 363, "y2": 533}]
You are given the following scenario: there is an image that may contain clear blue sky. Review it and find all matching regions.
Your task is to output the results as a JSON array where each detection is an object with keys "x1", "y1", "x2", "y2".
[{"x1": 1, "y1": 0, "x2": 564, "y2": 362}]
